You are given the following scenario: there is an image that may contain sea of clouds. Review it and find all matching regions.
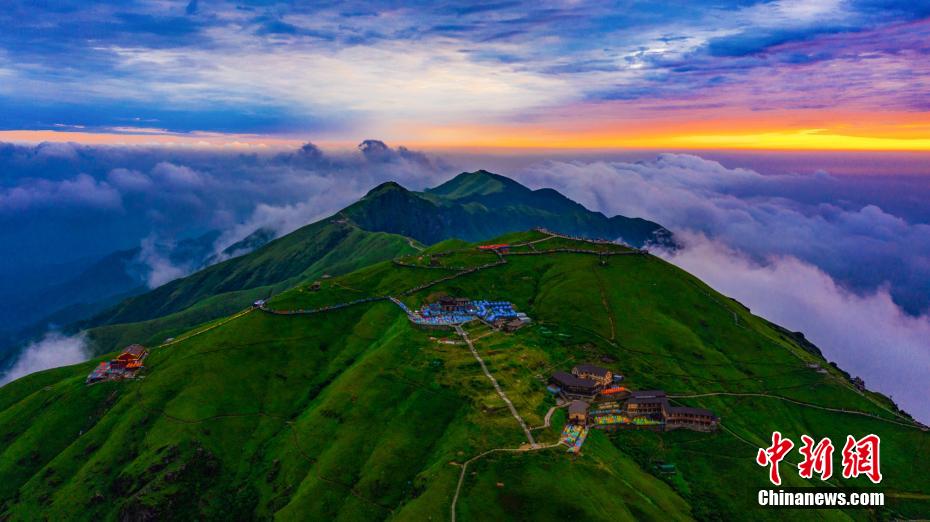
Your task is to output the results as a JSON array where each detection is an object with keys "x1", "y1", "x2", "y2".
[
  {"x1": 0, "y1": 144, "x2": 927, "y2": 422},
  {"x1": 0, "y1": 140, "x2": 448, "y2": 382},
  {"x1": 509, "y1": 155, "x2": 930, "y2": 422},
  {"x1": 0, "y1": 140, "x2": 449, "y2": 306}
]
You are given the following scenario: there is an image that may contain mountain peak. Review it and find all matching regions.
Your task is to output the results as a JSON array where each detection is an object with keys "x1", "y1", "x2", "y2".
[
  {"x1": 364, "y1": 180, "x2": 409, "y2": 198},
  {"x1": 426, "y1": 169, "x2": 525, "y2": 199}
]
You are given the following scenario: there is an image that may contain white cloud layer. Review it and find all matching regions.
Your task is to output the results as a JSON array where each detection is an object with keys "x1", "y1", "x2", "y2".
[
  {"x1": 511, "y1": 154, "x2": 930, "y2": 422},
  {"x1": 0, "y1": 332, "x2": 89, "y2": 385},
  {"x1": 136, "y1": 235, "x2": 189, "y2": 289},
  {"x1": 661, "y1": 232, "x2": 930, "y2": 423},
  {"x1": 513, "y1": 154, "x2": 930, "y2": 315}
]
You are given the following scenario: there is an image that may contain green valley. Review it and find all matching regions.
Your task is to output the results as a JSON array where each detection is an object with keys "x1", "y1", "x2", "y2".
[{"x1": 1, "y1": 228, "x2": 927, "y2": 520}]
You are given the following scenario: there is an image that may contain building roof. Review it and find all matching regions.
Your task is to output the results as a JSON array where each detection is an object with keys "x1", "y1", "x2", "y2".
[
  {"x1": 569, "y1": 400, "x2": 589, "y2": 415},
  {"x1": 550, "y1": 371, "x2": 599, "y2": 391},
  {"x1": 629, "y1": 390, "x2": 667, "y2": 399},
  {"x1": 121, "y1": 344, "x2": 147, "y2": 358},
  {"x1": 573, "y1": 364, "x2": 610, "y2": 377},
  {"x1": 627, "y1": 397, "x2": 667, "y2": 405},
  {"x1": 666, "y1": 406, "x2": 717, "y2": 418}
]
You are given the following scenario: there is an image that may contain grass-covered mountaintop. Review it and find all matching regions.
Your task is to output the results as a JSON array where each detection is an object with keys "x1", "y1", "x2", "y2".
[
  {"x1": 75, "y1": 170, "x2": 669, "y2": 357},
  {"x1": 1, "y1": 230, "x2": 927, "y2": 520},
  {"x1": 426, "y1": 169, "x2": 522, "y2": 199},
  {"x1": 341, "y1": 170, "x2": 673, "y2": 246}
]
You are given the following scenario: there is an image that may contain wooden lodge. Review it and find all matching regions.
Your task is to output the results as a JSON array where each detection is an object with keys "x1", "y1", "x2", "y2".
[
  {"x1": 438, "y1": 297, "x2": 471, "y2": 312},
  {"x1": 664, "y1": 406, "x2": 719, "y2": 432},
  {"x1": 620, "y1": 390, "x2": 718, "y2": 431},
  {"x1": 622, "y1": 390, "x2": 667, "y2": 417},
  {"x1": 500, "y1": 318, "x2": 526, "y2": 332},
  {"x1": 568, "y1": 400, "x2": 589, "y2": 424},
  {"x1": 572, "y1": 364, "x2": 613, "y2": 386},
  {"x1": 549, "y1": 371, "x2": 600, "y2": 397}
]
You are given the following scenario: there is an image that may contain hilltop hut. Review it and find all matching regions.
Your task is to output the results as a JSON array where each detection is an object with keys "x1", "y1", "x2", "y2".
[
  {"x1": 664, "y1": 406, "x2": 719, "y2": 432},
  {"x1": 501, "y1": 318, "x2": 525, "y2": 332},
  {"x1": 438, "y1": 297, "x2": 471, "y2": 312},
  {"x1": 569, "y1": 400, "x2": 589, "y2": 425},
  {"x1": 113, "y1": 344, "x2": 148, "y2": 370},
  {"x1": 549, "y1": 371, "x2": 600, "y2": 397},
  {"x1": 572, "y1": 364, "x2": 613, "y2": 386},
  {"x1": 624, "y1": 390, "x2": 668, "y2": 418}
]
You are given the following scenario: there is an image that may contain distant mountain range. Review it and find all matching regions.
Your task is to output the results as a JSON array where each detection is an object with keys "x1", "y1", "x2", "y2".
[{"x1": 70, "y1": 170, "x2": 671, "y2": 356}]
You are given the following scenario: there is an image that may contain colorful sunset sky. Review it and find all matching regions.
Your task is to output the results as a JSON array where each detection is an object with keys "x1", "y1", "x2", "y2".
[{"x1": 2, "y1": 0, "x2": 929, "y2": 150}]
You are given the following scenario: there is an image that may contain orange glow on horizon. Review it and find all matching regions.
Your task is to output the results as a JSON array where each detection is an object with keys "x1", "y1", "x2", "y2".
[
  {"x1": 3, "y1": 116, "x2": 930, "y2": 153},
  {"x1": 394, "y1": 104, "x2": 930, "y2": 151},
  {"x1": 404, "y1": 128, "x2": 930, "y2": 152}
]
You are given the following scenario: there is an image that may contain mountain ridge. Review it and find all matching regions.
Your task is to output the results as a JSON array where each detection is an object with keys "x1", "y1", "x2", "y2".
[
  {"x1": 0, "y1": 229, "x2": 926, "y2": 520},
  {"x1": 342, "y1": 170, "x2": 673, "y2": 247},
  {"x1": 73, "y1": 170, "x2": 672, "y2": 355}
]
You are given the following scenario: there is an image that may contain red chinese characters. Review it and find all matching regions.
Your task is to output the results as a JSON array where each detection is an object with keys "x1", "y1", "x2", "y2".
[
  {"x1": 841, "y1": 434, "x2": 882, "y2": 483},
  {"x1": 798, "y1": 435, "x2": 834, "y2": 480},
  {"x1": 757, "y1": 432, "x2": 882, "y2": 484},
  {"x1": 756, "y1": 431, "x2": 795, "y2": 485}
]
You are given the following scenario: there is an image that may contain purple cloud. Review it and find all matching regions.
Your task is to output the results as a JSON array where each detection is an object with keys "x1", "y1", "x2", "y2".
[{"x1": 0, "y1": 173, "x2": 122, "y2": 214}]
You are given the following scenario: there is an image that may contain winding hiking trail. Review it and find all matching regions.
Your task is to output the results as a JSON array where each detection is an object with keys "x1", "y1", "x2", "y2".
[
  {"x1": 142, "y1": 231, "x2": 925, "y2": 520},
  {"x1": 671, "y1": 391, "x2": 924, "y2": 430},
  {"x1": 157, "y1": 307, "x2": 255, "y2": 349},
  {"x1": 593, "y1": 269, "x2": 616, "y2": 341},
  {"x1": 448, "y1": 322, "x2": 572, "y2": 522},
  {"x1": 530, "y1": 403, "x2": 566, "y2": 431},
  {"x1": 449, "y1": 442, "x2": 563, "y2": 522},
  {"x1": 252, "y1": 236, "x2": 923, "y2": 433},
  {"x1": 455, "y1": 325, "x2": 536, "y2": 446}
]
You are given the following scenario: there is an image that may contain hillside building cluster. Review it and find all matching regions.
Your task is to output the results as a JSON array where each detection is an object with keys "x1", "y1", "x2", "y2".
[
  {"x1": 551, "y1": 363, "x2": 718, "y2": 452},
  {"x1": 86, "y1": 344, "x2": 148, "y2": 384},
  {"x1": 396, "y1": 296, "x2": 531, "y2": 330}
]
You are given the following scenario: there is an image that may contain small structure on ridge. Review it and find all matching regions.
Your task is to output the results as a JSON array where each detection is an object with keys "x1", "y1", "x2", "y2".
[{"x1": 86, "y1": 344, "x2": 149, "y2": 385}]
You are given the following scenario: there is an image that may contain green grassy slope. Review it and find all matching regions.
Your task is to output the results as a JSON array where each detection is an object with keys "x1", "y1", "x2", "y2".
[
  {"x1": 1, "y1": 232, "x2": 927, "y2": 520},
  {"x1": 79, "y1": 222, "x2": 418, "y2": 355},
  {"x1": 73, "y1": 170, "x2": 670, "y2": 357}
]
